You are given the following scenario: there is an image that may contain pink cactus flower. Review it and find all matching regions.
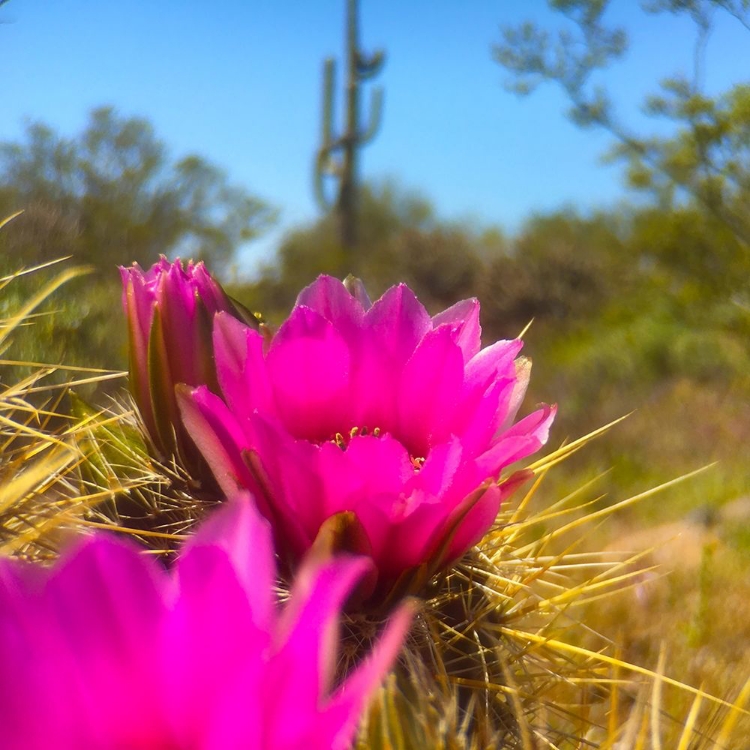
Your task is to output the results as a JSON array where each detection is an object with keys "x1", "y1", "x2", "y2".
[
  {"x1": 0, "y1": 497, "x2": 412, "y2": 750},
  {"x1": 179, "y1": 276, "x2": 556, "y2": 605},
  {"x1": 120, "y1": 256, "x2": 252, "y2": 466}
]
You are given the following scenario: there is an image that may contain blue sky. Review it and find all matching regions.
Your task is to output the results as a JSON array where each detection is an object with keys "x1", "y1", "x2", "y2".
[{"x1": 1, "y1": 1, "x2": 748, "y2": 272}]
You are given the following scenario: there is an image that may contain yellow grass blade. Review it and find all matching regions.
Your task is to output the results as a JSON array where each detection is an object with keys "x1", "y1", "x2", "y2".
[
  {"x1": 675, "y1": 687, "x2": 703, "y2": 750},
  {"x1": 714, "y1": 676, "x2": 750, "y2": 748},
  {"x1": 525, "y1": 465, "x2": 715, "y2": 549},
  {"x1": 498, "y1": 626, "x2": 750, "y2": 715},
  {"x1": 526, "y1": 414, "x2": 631, "y2": 473},
  {"x1": 649, "y1": 645, "x2": 666, "y2": 750},
  {"x1": 0, "y1": 447, "x2": 76, "y2": 517},
  {"x1": 0, "y1": 210, "x2": 24, "y2": 231},
  {"x1": 0, "y1": 266, "x2": 90, "y2": 350}
]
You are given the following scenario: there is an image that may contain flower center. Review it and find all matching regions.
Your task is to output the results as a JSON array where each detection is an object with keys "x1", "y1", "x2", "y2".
[
  {"x1": 331, "y1": 426, "x2": 382, "y2": 450},
  {"x1": 330, "y1": 426, "x2": 426, "y2": 472}
]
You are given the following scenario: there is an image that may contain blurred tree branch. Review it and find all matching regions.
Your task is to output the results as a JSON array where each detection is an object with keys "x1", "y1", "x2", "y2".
[
  {"x1": 493, "y1": 0, "x2": 750, "y2": 248},
  {"x1": 0, "y1": 106, "x2": 276, "y2": 273}
]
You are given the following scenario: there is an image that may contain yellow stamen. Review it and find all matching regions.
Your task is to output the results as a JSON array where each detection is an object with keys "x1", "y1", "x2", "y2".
[{"x1": 329, "y1": 425, "x2": 384, "y2": 450}]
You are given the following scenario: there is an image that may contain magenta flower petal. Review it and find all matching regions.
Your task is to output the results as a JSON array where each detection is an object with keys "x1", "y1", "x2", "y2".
[
  {"x1": 318, "y1": 435, "x2": 417, "y2": 570},
  {"x1": 457, "y1": 339, "x2": 528, "y2": 442},
  {"x1": 453, "y1": 376, "x2": 513, "y2": 456},
  {"x1": 397, "y1": 325, "x2": 464, "y2": 455},
  {"x1": 269, "y1": 557, "x2": 371, "y2": 734},
  {"x1": 0, "y1": 500, "x2": 411, "y2": 749},
  {"x1": 213, "y1": 312, "x2": 275, "y2": 423},
  {"x1": 403, "y1": 437, "x2": 464, "y2": 516},
  {"x1": 267, "y1": 305, "x2": 352, "y2": 441},
  {"x1": 162, "y1": 545, "x2": 267, "y2": 742},
  {"x1": 0, "y1": 538, "x2": 173, "y2": 748},
  {"x1": 176, "y1": 384, "x2": 256, "y2": 497},
  {"x1": 185, "y1": 275, "x2": 555, "y2": 603},
  {"x1": 295, "y1": 274, "x2": 367, "y2": 340},
  {"x1": 245, "y1": 415, "x2": 331, "y2": 555},
  {"x1": 159, "y1": 265, "x2": 201, "y2": 383},
  {"x1": 342, "y1": 439, "x2": 467, "y2": 581},
  {"x1": 181, "y1": 493, "x2": 276, "y2": 631},
  {"x1": 431, "y1": 297, "x2": 482, "y2": 361},
  {"x1": 350, "y1": 439, "x2": 466, "y2": 578},
  {"x1": 348, "y1": 333, "x2": 397, "y2": 431},
  {"x1": 45, "y1": 538, "x2": 166, "y2": 660},
  {"x1": 338, "y1": 434, "x2": 416, "y2": 514},
  {"x1": 475, "y1": 404, "x2": 557, "y2": 477},
  {"x1": 365, "y1": 283, "x2": 431, "y2": 368},
  {"x1": 463, "y1": 338, "x2": 524, "y2": 395},
  {"x1": 441, "y1": 482, "x2": 503, "y2": 564}
]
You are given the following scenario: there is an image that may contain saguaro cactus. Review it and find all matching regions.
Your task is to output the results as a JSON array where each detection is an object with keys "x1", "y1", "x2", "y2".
[{"x1": 314, "y1": 0, "x2": 385, "y2": 256}]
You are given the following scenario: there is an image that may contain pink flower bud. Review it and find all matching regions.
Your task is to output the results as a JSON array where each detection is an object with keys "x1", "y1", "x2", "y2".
[{"x1": 120, "y1": 257, "x2": 246, "y2": 476}]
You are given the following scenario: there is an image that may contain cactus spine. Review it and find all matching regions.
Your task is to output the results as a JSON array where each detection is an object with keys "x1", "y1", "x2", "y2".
[{"x1": 314, "y1": 0, "x2": 385, "y2": 256}]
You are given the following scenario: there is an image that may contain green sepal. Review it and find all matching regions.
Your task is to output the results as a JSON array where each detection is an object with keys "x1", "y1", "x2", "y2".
[
  {"x1": 309, "y1": 511, "x2": 378, "y2": 606},
  {"x1": 191, "y1": 291, "x2": 221, "y2": 395},
  {"x1": 311, "y1": 510, "x2": 373, "y2": 558},
  {"x1": 147, "y1": 305, "x2": 177, "y2": 457},
  {"x1": 227, "y1": 293, "x2": 263, "y2": 330}
]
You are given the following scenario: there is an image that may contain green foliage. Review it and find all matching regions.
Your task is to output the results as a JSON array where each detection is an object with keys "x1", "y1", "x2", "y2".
[
  {"x1": 478, "y1": 210, "x2": 631, "y2": 340},
  {"x1": 627, "y1": 206, "x2": 750, "y2": 303},
  {"x1": 0, "y1": 256, "x2": 127, "y2": 389},
  {"x1": 611, "y1": 80, "x2": 750, "y2": 246},
  {"x1": 493, "y1": 1, "x2": 627, "y2": 117},
  {"x1": 495, "y1": 0, "x2": 750, "y2": 501},
  {"x1": 494, "y1": 1, "x2": 750, "y2": 248},
  {"x1": 0, "y1": 107, "x2": 275, "y2": 271}
]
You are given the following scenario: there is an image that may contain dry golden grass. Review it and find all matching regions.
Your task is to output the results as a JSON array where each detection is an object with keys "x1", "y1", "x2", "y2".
[{"x1": 0, "y1": 259, "x2": 135, "y2": 558}]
